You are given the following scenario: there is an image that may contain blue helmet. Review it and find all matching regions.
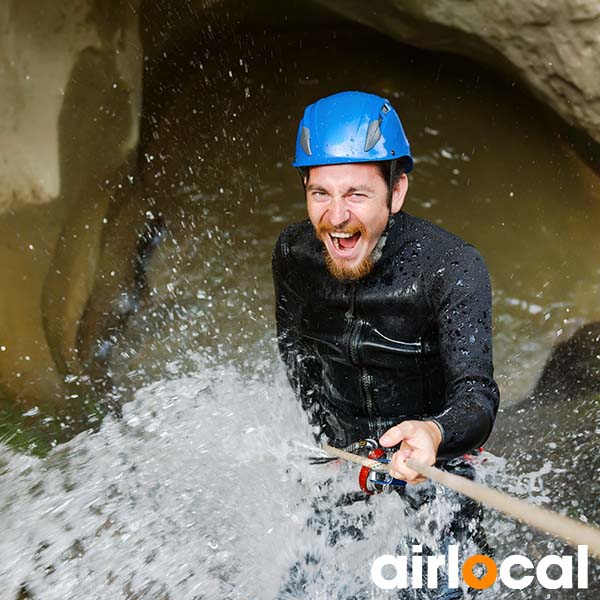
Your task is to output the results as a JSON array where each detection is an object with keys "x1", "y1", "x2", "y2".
[{"x1": 293, "y1": 91, "x2": 413, "y2": 171}]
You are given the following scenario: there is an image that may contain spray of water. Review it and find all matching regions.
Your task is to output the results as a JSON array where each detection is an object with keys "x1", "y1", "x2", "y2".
[{"x1": 5, "y1": 342, "x2": 594, "y2": 599}]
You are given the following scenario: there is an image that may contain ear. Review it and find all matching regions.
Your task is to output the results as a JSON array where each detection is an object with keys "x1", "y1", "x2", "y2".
[{"x1": 390, "y1": 173, "x2": 408, "y2": 214}]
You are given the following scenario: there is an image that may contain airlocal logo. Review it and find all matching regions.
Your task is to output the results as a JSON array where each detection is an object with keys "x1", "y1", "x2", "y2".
[{"x1": 371, "y1": 545, "x2": 589, "y2": 591}]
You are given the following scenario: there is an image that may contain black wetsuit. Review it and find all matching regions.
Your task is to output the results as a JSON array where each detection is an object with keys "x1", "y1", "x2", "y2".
[
  {"x1": 273, "y1": 210, "x2": 499, "y2": 599},
  {"x1": 272, "y1": 210, "x2": 499, "y2": 458}
]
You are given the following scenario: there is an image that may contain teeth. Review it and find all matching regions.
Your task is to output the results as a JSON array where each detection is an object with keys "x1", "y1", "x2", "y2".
[{"x1": 330, "y1": 232, "x2": 353, "y2": 238}]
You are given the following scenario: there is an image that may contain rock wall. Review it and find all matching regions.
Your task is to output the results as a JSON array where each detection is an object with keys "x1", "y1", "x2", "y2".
[
  {"x1": 318, "y1": 0, "x2": 600, "y2": 147},
  {"x1": 0, "y1": 0, "x2": 141, "y2": 408},
  {"x1": 0, "y1": 0, "x2": 141, "y2": 214},
  {"x1": 1, "y1": 0, "x2": 600, "y2": 413}
]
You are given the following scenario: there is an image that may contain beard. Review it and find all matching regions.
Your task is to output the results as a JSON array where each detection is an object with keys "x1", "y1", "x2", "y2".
[
  {"x1": 324, "y1": 251, "x2": 374, "y2": 281},
  {"x1": 316, "y1": 221, "x2": 375, "y2": 281}
]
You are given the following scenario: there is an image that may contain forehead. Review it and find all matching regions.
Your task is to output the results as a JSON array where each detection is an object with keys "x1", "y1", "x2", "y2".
[{"x1": 307, "y1": 163, "x2": 385, "y2": 188}]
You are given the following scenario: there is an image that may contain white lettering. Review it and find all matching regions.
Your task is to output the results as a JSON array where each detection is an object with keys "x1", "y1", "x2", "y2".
[
  {"x1": 537, "y1": 555, "x2": 573, "y2": 589},
  {"x1": 448, "y1": 545, "x2": 459, "y2": 588},
  {"x1": 412, "y1": 545, "x2": 423, "y2": 588},
  {"x1": 372, "y1": 546, "x2": 588, "y2": 591},
  {"x1": 578, "y1": 545, "x2": 588, "y2": 588},
  {"x1": 499, "y1": 554, "x2": 534, "y2": 590},
  {"x1": 427, "y1": 554, "x2": 446, "y2": 589},
  {"x1": 371, "y1": 555, "x2": 408, "y2": 590}
]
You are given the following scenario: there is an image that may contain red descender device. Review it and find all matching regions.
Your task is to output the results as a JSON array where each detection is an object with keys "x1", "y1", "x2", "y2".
[{"x1": 346, "y1": 439, "x2": 407, "y2": 495}]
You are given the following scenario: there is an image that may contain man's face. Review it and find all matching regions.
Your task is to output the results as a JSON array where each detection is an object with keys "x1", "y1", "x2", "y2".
[{"x1": 306, "y1": 163, "x2": 406, "y2": 280}]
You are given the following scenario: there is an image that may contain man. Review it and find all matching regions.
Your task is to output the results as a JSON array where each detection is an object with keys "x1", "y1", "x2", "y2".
[
  {"x1": 273, "y1": 91, "x2": 499, "y2": 488},
  {"x1": 273, "y1": 91, "x2": 500, "y2": 598}
]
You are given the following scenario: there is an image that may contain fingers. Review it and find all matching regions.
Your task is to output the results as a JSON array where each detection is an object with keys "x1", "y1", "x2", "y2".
[
  {"x1": 389, "y1": 444, "x2": 436, "y2": 484},
  {"x1": 379, "y1": 420, "x2": 440, "y2": 485},
  {"x1": 379, "y1": 421, "x2": 415, "y2": 448},
  {"x1": 389, "y1": 447, "x2": 424, "y2": 484}
]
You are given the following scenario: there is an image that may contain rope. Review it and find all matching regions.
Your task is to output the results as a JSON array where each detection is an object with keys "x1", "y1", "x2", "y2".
[{"x1": 323, "y1": 444, "x2": 600, "y2": 559}]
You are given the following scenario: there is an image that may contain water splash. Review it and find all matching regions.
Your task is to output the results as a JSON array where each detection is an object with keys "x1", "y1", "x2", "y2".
[{"x1": 3, "y1": 350, "x2": 595, "y2": 599}]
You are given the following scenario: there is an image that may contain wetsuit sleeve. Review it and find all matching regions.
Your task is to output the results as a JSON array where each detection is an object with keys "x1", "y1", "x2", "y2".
[
  {"x1": 272, "y1": 231, "x2": 326, "y2": 435},
  {"x1": 429, "y1": 244, "x2": 500, "y2": 459}
]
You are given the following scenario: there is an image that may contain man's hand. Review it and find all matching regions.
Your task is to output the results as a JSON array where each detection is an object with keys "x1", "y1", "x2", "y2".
[{"x1": 379, "y1": 420, "x2": 442, "y2": 485}]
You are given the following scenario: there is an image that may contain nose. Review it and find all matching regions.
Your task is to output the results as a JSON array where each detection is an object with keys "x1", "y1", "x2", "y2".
[{"x1": 328, "y1": 197, "x2": 350, "y2": 227}]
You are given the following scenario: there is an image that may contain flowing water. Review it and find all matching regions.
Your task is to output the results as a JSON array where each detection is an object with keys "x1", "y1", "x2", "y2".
[{"x1": 1, "y1": 15, "x2": 600, "y2": 600}]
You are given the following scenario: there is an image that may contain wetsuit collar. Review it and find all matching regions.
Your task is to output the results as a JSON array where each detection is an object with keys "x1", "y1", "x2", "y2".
[{"x1": 375, "y1": 210, "x2": 406, "y2": 263}]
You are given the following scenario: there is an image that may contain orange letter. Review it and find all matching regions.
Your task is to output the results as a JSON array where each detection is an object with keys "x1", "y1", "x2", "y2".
[{"x1": 462, "y1": 555, "x2": 498, "y2": 590}]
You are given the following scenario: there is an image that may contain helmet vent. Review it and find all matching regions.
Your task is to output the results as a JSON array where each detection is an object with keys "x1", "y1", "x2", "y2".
[
  {"x1": 364, "y1": 119, "x2": 382, "y2": 152},
  {"x1": 300, "y1": 127, "x2": 312, "y2": 156}
]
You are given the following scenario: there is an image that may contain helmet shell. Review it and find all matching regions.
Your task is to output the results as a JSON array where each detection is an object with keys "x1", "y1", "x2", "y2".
[{"x1": 293, "y1": 91, "x2": 413, "y2": 171}]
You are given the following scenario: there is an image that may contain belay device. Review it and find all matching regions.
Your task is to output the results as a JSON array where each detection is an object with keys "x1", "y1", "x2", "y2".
[{"x1": 345, "y1": 439, "x2": 407, "y2": 495}]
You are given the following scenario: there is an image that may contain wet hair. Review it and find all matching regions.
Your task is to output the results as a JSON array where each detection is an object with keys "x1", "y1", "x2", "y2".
[{"x1": 300, "y1": 158, "x2": 410, "y2": 190}]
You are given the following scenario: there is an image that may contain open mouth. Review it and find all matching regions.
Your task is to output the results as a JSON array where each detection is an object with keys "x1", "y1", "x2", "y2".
[{"x1": 329, "y1": 231, "x2": 362, "y2": 255}]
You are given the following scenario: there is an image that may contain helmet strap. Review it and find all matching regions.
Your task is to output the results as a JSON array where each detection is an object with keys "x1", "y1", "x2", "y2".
[
  {"x1": 387, "y1": 159, "x2": 397, "y2": 215},
  {"x1": 297, "y1": 167, "x2": 308, "y2": 192}
]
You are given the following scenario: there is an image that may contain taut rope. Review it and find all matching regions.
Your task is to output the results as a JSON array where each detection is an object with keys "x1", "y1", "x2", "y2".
[{"x1": 323, "y1": 444, "x2": 600, "y2": 558}]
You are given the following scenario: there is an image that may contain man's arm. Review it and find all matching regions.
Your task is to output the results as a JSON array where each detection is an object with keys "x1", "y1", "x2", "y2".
[
  {"x1": 428, "y1": 243, "x2": 499, "y2": 458},
  {"x1": 381, "y1": 243, "x2": 499, "y2": 483}
]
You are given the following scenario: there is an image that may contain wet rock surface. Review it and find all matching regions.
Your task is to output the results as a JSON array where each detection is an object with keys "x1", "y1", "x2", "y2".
[
  {"x1": 489, "y1": 322, "x2": 600, "y2": 524},
  {"x1": 531, "y1": 321, "x2": 600, "y2": 402},
  {"x1": 319, "y1": 0, "x2": 600, "y2": 148},
  {"x1": 0, "y1": 0, "x2": 141, "y2": 410}
]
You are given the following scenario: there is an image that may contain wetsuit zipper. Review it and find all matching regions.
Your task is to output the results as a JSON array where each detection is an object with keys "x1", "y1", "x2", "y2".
[
  {"x1": 361, "y1": 369, "x2": 375, "y2": 418},
  {"x1": 345, "y1": 283, "x2": 376, "y2": 420}
]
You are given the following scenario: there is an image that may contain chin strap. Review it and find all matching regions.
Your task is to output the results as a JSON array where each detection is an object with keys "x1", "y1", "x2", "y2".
[
  {"x1": 387, "y1": 159, "x2": 397, "y2": 215},
  {"x1": 382, "y1": 159, "x2": 399, "y2": 236},
  {"x1": 297, "y1": 167, "x2": 307, "y2": 192}
]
